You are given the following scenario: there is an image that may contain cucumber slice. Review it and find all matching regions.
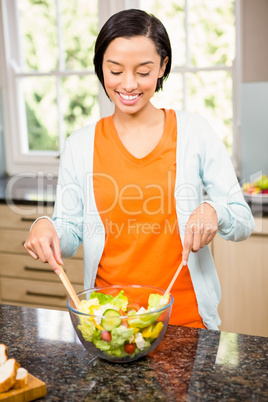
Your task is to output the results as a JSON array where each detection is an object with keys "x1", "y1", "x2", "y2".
[{"x1": 101, "y1": 309, "x2": 121, "y2": 331}]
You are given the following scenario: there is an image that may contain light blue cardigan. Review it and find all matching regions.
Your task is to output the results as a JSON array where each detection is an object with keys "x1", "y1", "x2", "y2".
[{"x1": 45, "y1": 110, "x2": 254, "y2": 330}]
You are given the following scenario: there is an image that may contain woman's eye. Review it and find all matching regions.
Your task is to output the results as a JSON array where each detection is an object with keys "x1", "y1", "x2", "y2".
[
  {"x1": 138, "y1": 72, "x2": 150, "y2": 77},
  {"x1": 111, "y1": 71, "x2": 122, "y2": 75}
]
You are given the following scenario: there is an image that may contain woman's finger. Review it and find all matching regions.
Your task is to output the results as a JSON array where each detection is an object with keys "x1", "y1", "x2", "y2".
[
  {"x1": 38, "y1": 239, "x2": 61, "y2": 273},
  {"x1": 192, "y1": 224, "x2": 203, "y2": 252},
  {"x1": 182, "y1": 228, "x2": 193, "y2": 265},
  {"x1": 33, "y1": 240, "x2": 50, "y2": 263},
  {"x1": 25, "y1": 247, "x2": 39, "y2": 260},
  {"x1": 52, "y1": 238, "x2": 63, "y2": 266},
  {"x1": 24, "y1": 238, "x2": 47, "y2": 263}
]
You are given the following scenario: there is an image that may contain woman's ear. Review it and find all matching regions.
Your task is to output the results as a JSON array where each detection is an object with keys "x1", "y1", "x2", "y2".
[{"x1": 159, "y1": 56, "x2": 169, "y2": 78}]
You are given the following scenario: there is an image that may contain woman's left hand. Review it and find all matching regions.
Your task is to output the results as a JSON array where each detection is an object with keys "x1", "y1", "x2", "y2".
[{"x1": 182, "y1": 202, "x2": 218, "y2": 266}]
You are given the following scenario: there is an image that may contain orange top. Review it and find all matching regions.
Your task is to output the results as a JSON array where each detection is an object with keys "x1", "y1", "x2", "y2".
[{"x1": 93, "y1": 109, "x2": 205, "y2": 328}]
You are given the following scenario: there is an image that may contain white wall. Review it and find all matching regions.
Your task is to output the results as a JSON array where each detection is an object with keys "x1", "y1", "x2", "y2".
[
  {"x1": 241, "y1": 82, "x2": 268, "y2": 180},
  {"x1": 240, "y1": 0, "x2": 268, "y2": 181}
]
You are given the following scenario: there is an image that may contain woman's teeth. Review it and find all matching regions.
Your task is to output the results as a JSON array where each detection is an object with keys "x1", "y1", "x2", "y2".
[{"x1": 119, "y1": 93, "x2": 139, "y2": 100}]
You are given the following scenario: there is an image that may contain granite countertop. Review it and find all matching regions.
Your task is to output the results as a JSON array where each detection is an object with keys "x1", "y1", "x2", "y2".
[
  {"x1": 1, "y1": 175, "x2": 268, "y2": 217},
  {"x1": 0, "y1": 304, "x2": 267, "y2": 401}
]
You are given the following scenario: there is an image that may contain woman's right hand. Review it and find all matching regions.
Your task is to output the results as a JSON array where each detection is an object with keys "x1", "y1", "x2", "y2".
[{"x1": 24, "y1": 218, "x2": 63, "y2": 274}]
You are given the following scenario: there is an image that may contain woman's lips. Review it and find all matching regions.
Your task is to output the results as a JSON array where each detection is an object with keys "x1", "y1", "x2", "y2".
[{"x1": 116, "y1": 92, "x2": 142, "y2": 105}]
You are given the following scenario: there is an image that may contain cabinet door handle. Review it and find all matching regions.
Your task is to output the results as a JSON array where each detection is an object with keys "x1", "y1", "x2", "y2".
[
  {"x1": 21, "y1": 217, "x2": 37, "y2": 223},
  {"x1": 24, "y1": 266, "x2": 54, "y2": 274},
  {"x1": 26, "y1": 291, "x2": 67, "y2": 299}
]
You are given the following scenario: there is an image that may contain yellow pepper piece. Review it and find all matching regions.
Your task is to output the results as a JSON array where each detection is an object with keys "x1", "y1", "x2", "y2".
[
  {"x1": 142, "y1": 325, "x2": 153, "y2": 338},
  {"x1": 89, "y1": 305, "x2": 99, "y2": 314},
  {"x1": 93, "y1": 319, "x2": 104, "y2": 331},
  {"x1": 89, "y1": 306, "x2": 104, "y2": 331},
  {"x1": 142, "y1": 322, "x2": 164, "y2": 339},
  {"x1": 128, "y1": 325, "x2": 140, "y2": 333}
]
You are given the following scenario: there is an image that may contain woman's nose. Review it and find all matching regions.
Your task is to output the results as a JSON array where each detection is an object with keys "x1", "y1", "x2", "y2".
[{"x1": 122, "y1": 73, "x2": 138, "y2": 92}]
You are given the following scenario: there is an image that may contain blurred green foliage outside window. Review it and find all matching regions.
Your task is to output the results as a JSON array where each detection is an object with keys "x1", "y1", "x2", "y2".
[
  {"x1": 17, "y1": 0, "x2": 236, "y2": 154},
  {"x1": 141, "y1": 0, "x2": 235, "y2": 153},
  {"x1": 18, "y1": 0, "x2": 99, "y2": 152}
]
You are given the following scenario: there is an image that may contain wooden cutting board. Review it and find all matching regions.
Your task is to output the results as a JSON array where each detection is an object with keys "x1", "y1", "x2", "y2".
[{"x1": 0, "y1": 373, "x2": 47, "y2": 402}]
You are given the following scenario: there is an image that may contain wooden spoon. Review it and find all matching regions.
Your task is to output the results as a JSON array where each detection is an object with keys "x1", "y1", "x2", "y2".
[
  {"x1": 57, "y1": 264, "x2": 80, "y2": 310},
  {"x1": 164, "y1": 261, "x2": 184, "y2": 296}
]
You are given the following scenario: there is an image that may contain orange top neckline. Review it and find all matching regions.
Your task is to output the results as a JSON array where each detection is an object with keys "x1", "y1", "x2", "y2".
[{"x1": 106, "y1": 109, "x2": 171, "y2": 167}]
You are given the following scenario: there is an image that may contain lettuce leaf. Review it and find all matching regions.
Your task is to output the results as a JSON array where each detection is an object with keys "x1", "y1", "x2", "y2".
[
  {"x1": 109, "y1": 290, "x2": 128, "y2": 311},
  {"x1": 127, "y1": 293, "x2": 170, "y2": 328},
  {"x1": 90, "y1": 290, "x2": 128, "y2": 311},
  {"x1": 127, "y1": 311, "x2": 160, "y2": 329},
  {"x1": 78, "y1": 321, "x2": 99, "y2": 342},
  {"x1": 93, "y1": 338, "x2": 112, "y2": 351},
  {"x1": 110, "y1": 326, "x2": 135, "y2": 348},
  {"x1": 89, "y1": 291, "x2": 113, "y2": 305},
  {"x1": 91, "y1": 325, "x2": 134, "y2": 357},
  {"x1": 148, "y1": 293, "x2": 170, "y2": 310}
]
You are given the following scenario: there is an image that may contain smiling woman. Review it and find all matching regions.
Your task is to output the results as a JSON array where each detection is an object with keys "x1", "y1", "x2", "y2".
[
  {"x1": 93, "y1": 9, "x2": 171, "y2": 158},
  {"x1": 24, "y1": 8, "x2": 254, "y2": 332}
]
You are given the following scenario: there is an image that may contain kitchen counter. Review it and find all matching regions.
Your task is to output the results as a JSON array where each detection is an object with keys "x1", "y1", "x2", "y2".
[
  {"x1": 0, "y1": 175, "x2": 57, "y2": 206},
  {"x1": 0, "y1": 304, "x2": 267, "y2": 401}
]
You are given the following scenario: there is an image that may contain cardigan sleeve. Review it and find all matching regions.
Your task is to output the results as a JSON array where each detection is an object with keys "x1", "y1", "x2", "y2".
[
  {"x1": 198, "y1": 117, "x2": 255, "y2": 241},
  {"x1": 51, "y1": 136, "x2": 84, "y2": 257}
]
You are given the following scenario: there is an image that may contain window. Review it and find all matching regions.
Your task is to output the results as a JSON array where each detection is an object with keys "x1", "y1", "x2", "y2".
[
  {"x1": 1, "y1": 0, "x2": 100, "y2": 174},
  {"x1": 17, "y1": 0, "x2": 100, "y2": 152},
  {"x1": 1, "y1": 0, "x2": 240, "y2": 175},
  {"x1": 140, "y1": 0, "x2": 237, "y2": 155}
]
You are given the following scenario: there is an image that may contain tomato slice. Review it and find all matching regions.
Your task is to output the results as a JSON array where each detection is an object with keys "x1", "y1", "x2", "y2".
[
  {"x1": 126, "y1": 303, "x2": 141, "y2": 312},
  {"x1": 101, "y1": 330, "x2": 112, "y2": 342},
  {"x1": 124, "y1": 343, "x2": 136, "y2": 355},
  {"x1": 119, "y1": 308, "x2": 128, "y2": 327}
]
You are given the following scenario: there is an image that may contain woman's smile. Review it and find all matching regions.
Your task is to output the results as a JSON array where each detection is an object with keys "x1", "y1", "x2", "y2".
[{"x1": 116, "y1": 92, "x2": 143, "y2": 105}]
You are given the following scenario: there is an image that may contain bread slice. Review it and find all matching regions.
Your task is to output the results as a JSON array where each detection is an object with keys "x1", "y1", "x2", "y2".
[
  {"x1": 13, "y1": 367, "x2": 28, "y2": 389},
  {"x1": 0, "y1": 344, "x2": 8, "y2": 366},
  {"x1": 0, "y1": 358, "x2": 20, "y2": 393}
]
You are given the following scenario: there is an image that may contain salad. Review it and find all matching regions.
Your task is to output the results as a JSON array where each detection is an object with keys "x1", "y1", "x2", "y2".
[
  {"x1": 77, "y1": 290, "x2": 170, "y2": 358},
  {"x1": 242, "y1": 174, "x2": 268, "y2": 195}
]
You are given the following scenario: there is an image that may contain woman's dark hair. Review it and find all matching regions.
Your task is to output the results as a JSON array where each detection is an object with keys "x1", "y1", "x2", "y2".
[{"x1": 94, "y1": 9, "x2": 172, "y2": 96}]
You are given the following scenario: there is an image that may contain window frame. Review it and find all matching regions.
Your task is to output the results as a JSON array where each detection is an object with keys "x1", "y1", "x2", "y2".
[{"x1": 1, "y1": 0, "x2": 61, "y2": 175}]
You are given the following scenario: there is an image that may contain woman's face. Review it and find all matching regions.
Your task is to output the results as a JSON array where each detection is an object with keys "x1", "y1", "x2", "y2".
[{"x1": 102, "y1": 36, "x2": 168, "y2": 115}]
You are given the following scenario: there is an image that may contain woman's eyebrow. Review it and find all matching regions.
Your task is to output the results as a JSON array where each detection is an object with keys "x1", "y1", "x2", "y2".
[{"x1": 106, "y1": 59, "x2": 154, "y2": 66}]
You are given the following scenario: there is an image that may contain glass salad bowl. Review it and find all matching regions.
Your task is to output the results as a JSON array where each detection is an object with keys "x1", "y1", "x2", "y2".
[{"x1": 67, "y1": 284, "x2": 174, "y2": 363}]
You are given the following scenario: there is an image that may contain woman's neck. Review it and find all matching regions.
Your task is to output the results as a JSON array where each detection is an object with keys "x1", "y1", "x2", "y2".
[
  {"x1": 112, "y1": 102, "x2": 166, "y2": 159},
  {"x1": 113, "y1": 102, "x2": 161, "y2": 130}
]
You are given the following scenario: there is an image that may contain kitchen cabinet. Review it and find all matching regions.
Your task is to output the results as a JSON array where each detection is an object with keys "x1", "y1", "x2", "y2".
[
  {"x1": 0, "y1": 204, "x2": 84, "y2": 309},
  {"x1": 213, "y1": 217, "x2": 268, "y2": 337}
]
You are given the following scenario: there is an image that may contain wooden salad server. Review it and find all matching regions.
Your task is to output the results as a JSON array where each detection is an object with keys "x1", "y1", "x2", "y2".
[
  {"x1": 164, "y1": 261, "x2": 184, "y2": 296},
  {"x1": 57, "y1": 264, "x2": 80, "y2": 310}
]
